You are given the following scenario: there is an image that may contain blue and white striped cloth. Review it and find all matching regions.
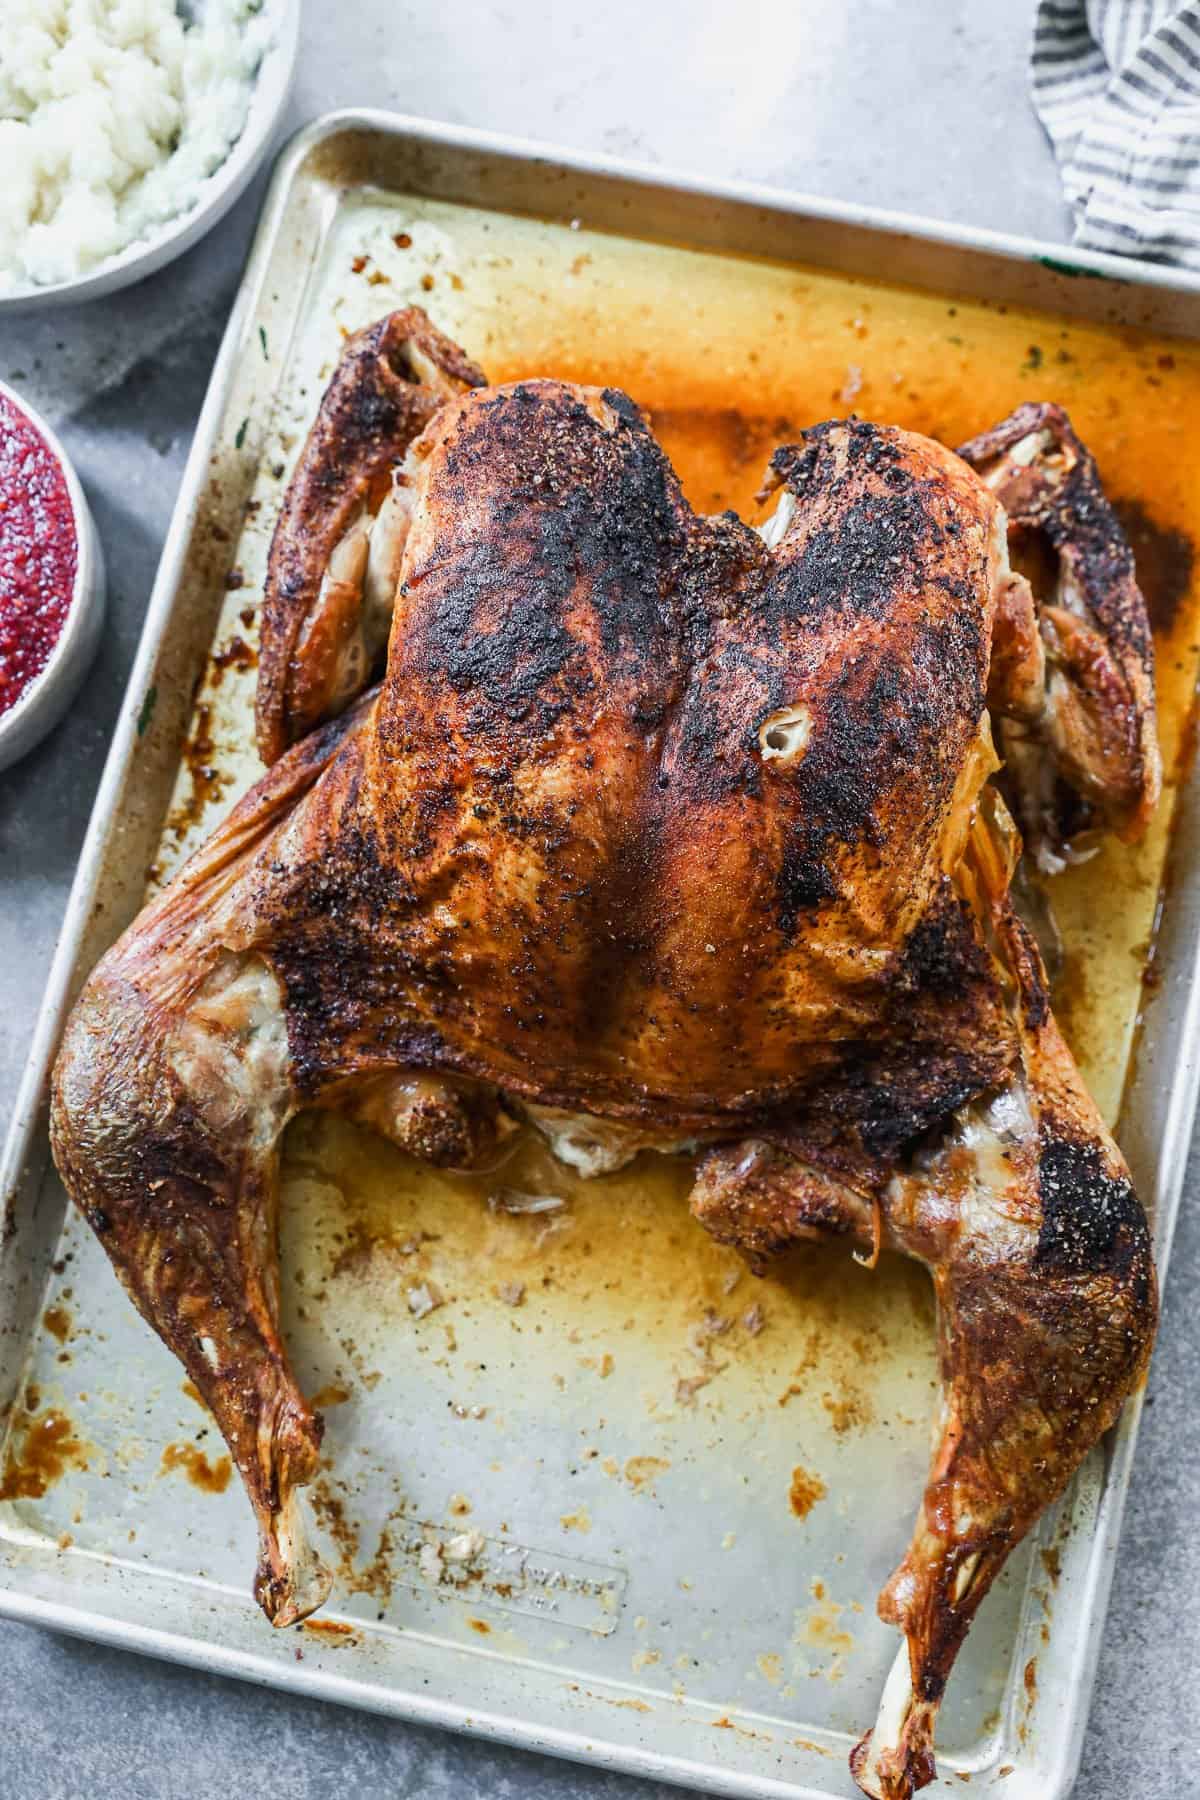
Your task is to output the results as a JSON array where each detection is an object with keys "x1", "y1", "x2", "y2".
[{"x1": 1032, "y1": 0, "x2": 1200, "y2": 266}]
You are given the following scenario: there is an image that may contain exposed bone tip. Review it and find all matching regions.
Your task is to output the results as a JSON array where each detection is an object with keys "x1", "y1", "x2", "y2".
[
  {"x1": 756, "y1": 485, "x2": 796, "y2": 549},
  {"x1": 848, "y1": 1642, "x2": 934, "y2": 1799},
  {"x1": 849, "y1": 1730, "x2": 932, "y2": 1800},
  {"x1": 849, "y1": 1730, "x2": 885, "y2": 1799},
  {"x1": 255, "y1": 1491, "x2": 334, "y2": 1629}
]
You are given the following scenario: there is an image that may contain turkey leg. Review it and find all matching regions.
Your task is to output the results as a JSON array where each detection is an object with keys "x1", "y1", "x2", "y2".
[
  {"x1": 691, "y1": 900, "x2": 1156, "y2": 1800},
  {"x1": 49, "y1": 698, "x2": 504, "y2": 1623}
]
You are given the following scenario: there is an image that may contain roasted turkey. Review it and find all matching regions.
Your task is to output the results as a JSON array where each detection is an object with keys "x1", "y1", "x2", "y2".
[{"x1": 50, "y1": 308, "x2": 1161, "y2": 1799}]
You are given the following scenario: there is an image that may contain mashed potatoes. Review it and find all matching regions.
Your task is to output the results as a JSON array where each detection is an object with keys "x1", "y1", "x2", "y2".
[{"x1": 0, "y1": 0, "x2": 273, "y2": 292}]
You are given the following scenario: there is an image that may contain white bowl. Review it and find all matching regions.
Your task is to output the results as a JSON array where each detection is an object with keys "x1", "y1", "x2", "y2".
[
  {"x1": 0, "y1": 0, "x2": 300, "y2": 313},
  {"x1": 0, "y1": 383, "x2": 107, "y2": 773}
]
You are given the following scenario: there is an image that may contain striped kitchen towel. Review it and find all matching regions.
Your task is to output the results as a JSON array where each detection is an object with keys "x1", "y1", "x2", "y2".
[{"x1": 1032, "y1": 0, "x2": 1200, "y2": 266}]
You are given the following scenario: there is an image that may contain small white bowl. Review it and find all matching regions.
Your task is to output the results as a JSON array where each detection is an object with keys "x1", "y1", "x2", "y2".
[
  {"x1": 0, "y1": 0, "x2": 300, "y2": 313},
  {"x1": 0, "y1": 383, "x2": 107, "y2": 773}
]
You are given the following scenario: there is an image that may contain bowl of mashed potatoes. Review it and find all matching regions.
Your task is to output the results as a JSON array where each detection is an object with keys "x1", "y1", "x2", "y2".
[{"x1": 0, "y1": 0, "x2": 300, "y2": 309}]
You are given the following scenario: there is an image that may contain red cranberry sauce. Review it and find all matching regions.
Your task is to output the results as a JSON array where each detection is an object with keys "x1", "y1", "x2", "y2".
[{"x1": 0, "y1": 393, "x2": 79, "y2": 718}]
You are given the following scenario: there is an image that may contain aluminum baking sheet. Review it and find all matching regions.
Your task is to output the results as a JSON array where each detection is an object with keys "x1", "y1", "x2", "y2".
[{"x1": 3, "y1": 112, "x2": 1200, "y2": 1800}]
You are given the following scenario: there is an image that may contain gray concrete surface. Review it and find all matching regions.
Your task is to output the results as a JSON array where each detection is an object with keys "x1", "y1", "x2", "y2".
[{"x1": 2, "y1": 2, "x2": 1197, "y2": 1796}]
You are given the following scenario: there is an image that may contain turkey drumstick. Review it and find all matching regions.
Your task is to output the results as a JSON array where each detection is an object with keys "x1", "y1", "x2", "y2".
[
  {"x1": 693, "y1": 794, "x2": 1155, "y2": 1798},
  {"x1": 50, "y1": 311, "x2": 1159, "y2": 1796}
]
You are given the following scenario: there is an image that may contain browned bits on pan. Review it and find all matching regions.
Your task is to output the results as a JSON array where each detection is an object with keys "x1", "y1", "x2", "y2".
[
  {"x1": 210, "y1": 635, "x2": 258, "y2": 682},
  {"x1": 788, "y1": 1464, "x2": 827, "y2": 1518}
]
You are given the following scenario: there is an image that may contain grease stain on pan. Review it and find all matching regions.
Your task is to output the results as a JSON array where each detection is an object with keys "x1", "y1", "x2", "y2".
[
  {"x1": 309, "y1": 1381, "x2": 352, "y2": 1410},
  {"x1": 282, "y1": 1113, "x2": 930, "y2": 1431},
  {"x1": 308, "y1": 1477, "x2": 400, "y2": 1604},
  {"x1": 623, "y1": 1455, "x2": 670, "y2": 1494},
  {"x1": 41, "y1": 1305, "x2": 71, "y2": 1343},
  {"x1": 300, "y1": 1618, "x2": 359, "y2": 1645},
  {"x1": 788, "y1": 1465, "x2": 827, "y2": 1519},
  {"x1": 1113, "y1": 497, "x2": 1195, "y2": 636},
  {"x1": 159, "y1": 1441, "x2": 233, "y2": 1494},
  {"x1": 0, "y1": 1403, "x2": 89, "y2": 1500},
  {"x1": 792, "y1": 1589, "x2": 857, "y2": 1685},
  {"x1": 165, "y1": 702, "x2": 233, "y2": 845}
]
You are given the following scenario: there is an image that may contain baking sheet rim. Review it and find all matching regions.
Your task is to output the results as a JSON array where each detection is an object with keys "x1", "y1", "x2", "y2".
[{"x1": 1, "y1": 107, "x2": 1198, "y2": 1800}]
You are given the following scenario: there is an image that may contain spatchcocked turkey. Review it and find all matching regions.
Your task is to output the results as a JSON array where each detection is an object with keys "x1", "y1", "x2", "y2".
[{"x1": 51, "y1": 309, "x2": 1160, "y2": 1800}]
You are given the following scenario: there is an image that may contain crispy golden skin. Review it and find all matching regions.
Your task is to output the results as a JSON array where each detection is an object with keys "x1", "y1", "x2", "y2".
[{"x1": 51, "y1": 314, "x2": 1160, "y2": 1799}]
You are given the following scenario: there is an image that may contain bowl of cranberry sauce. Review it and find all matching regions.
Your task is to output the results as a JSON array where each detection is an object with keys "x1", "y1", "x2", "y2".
[{"x1": 0, "y1": 380, "x2": 105, "y2": 772}]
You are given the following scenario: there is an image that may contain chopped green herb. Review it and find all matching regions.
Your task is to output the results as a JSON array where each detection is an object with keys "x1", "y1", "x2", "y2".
[
  {"x1": 136, "y1": 685, "x2": 158, "y2": 737},
  {"x1": 1022, "y1": 345, "x2": 1044, "y2": 373},
  {"x1": 235, "y1": 417, "x2": 248, "y2": 450},
  {"x1": 258, "y1": 326, "x2": 268, "y2": 359},
  {"x1": 1034, "y1": 254, "x2": 1111, "y2": 281}
]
